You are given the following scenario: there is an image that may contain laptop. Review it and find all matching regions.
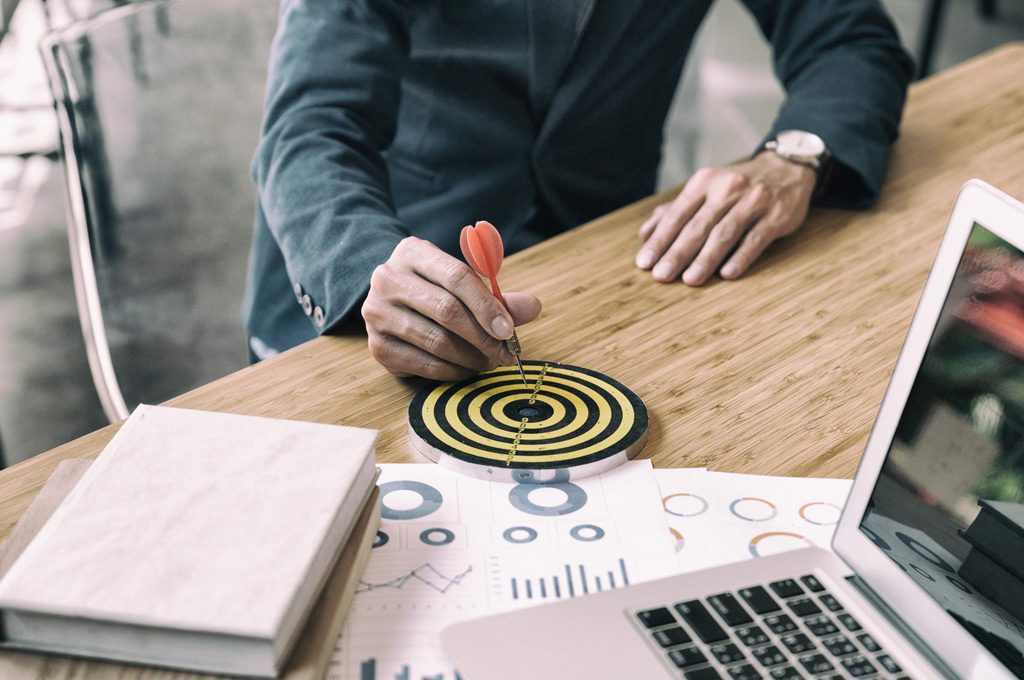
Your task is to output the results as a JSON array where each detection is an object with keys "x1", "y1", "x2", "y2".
[{"x1": 441, "y1": 179, "x2": 1024, "y2": 680}]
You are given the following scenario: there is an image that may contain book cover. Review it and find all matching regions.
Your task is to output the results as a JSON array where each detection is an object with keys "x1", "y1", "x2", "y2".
[{"x1": 0, "y1": 405, "x2": 378, "y2": 676}]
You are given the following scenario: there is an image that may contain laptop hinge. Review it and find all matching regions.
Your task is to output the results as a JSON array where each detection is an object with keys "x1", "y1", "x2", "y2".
[{"x1": 846, "y1": 574, "x2": 958, "y2": 679}]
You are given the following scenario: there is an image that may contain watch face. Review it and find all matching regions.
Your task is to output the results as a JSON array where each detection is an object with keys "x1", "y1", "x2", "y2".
[{"x1": 776, "y1": 130, "x2": 826, "y2": 158}]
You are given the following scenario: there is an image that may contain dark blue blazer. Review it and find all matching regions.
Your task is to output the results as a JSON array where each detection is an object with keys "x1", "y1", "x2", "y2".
[{"x1": 245, "y1": 0, "x2": 913, "y2": 355}]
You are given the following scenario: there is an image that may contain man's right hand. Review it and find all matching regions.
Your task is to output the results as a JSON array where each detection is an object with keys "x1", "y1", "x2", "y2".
[{"x1": 361, "y1": 236, "x2": 542, "y2": 380}]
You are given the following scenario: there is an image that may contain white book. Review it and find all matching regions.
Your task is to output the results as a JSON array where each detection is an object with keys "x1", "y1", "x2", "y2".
[{"x1": 0, "y1": 404, "x2": 378, "y2": 677}]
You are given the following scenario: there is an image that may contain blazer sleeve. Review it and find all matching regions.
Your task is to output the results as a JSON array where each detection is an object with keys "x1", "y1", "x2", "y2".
[
  {"x1": 253, "y1": 0, "x2": 412, "y2": 333},
  {"x1": 741, "y1": 1, "x2": 915, "y2": 209}
]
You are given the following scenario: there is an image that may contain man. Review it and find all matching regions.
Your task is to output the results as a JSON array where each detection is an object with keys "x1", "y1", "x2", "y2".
[{"x1": 246, "y1": 0, "x2": 913, "y2": 379}]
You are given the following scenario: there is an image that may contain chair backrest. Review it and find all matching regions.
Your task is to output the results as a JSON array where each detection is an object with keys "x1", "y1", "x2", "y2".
[{"x1": 40, "y1": 0, "x2": 277, "y2": 421}]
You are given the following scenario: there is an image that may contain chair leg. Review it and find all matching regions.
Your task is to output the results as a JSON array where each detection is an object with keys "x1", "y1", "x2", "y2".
[{"x1": 917, "y1": 0, "x2": 948, "y2": 79}]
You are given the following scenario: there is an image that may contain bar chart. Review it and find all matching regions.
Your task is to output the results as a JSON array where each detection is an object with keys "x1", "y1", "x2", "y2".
[
  {"x1": 497, "y1": 556, "x2": 633, "y2": 603},
  {"x1": 359, "y1": 659, "x2": 463, "y2": 680}
]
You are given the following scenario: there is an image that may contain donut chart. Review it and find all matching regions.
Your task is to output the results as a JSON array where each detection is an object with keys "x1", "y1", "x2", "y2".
[
  {"x1": 379, "y1": 480, "x2": 443, "y2": 520},
  {"x1": 749, "y1": 531, "x2": 813, "y2": 557},
  {"x1": 729, "y1": 497, "x2": 778, "y2": 522},
  {"x1": 408, "y1": 361, "x2": 647, "y2": 481}
]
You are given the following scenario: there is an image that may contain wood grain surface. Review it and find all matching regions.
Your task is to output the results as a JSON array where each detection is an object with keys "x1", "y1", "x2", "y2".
[{"x1": 1, "y1": 43, "x2": 1023, "y2": 556}]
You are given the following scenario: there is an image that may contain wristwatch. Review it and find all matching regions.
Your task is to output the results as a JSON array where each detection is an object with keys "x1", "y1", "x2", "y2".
[
  {"x1": 762, "y1": 129, "x2": 830, "y2": 171},
  {"x1": 762, "y1": 130, "x2": 832, "y2": 197}
]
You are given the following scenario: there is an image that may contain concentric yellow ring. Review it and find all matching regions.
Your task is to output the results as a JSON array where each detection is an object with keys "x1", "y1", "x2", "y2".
[
  {"x1": 459, "y1": 384, "x2": 585, "y2": 441},
  {"x1": 488, "y1": 393, "x2": 567, "y2": 430},
  {"x1": 418, "y1": 364, "x2": 638, "y2": 463}
]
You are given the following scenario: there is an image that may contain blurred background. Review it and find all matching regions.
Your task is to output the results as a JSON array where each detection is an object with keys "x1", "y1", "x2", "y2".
[{"x1": 1, "y1": 0, "x2": 1023, "y2": 467}]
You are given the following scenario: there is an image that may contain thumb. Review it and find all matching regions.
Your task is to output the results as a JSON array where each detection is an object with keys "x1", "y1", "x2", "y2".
[{"x1": 503, "y1": 292, "x2": 541, "y2": 326}]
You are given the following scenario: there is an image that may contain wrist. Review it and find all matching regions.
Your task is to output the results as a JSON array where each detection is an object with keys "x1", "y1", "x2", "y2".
[
  {"x1": 757, "y1": 129, "x2": 831, "y2": 198},
  {"x1": 754, "y1": 149, "x2": 817, "y2": 190}
]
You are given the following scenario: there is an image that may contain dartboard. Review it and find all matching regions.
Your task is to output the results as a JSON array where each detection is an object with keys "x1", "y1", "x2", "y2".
[{"x1": 408, "y1": 361, "x2": 648, "y2": 482}]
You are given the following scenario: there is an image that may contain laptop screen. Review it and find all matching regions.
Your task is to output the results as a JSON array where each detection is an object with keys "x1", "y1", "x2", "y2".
[{"x1": 860, "y1": 222, "x2": 1024, "y2": 678}]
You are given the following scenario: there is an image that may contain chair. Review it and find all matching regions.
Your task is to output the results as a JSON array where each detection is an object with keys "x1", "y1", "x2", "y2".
[
  {"x1": 40, "y1": 0, "x2": 277, "y2": 421},
  {"x1": 917, "y1": 0, "x2": 1008, "y2": 79}
]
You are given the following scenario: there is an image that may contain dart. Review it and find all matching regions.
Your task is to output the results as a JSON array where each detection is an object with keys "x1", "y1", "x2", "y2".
[{"x1": 459, "y1": 220, "x2": 528, "y2": 386}]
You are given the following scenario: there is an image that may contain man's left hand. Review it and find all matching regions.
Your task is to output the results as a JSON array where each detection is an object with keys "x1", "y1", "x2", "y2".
[{"x1": 636, "y1": 151, "x2": 816, "y2": 285}]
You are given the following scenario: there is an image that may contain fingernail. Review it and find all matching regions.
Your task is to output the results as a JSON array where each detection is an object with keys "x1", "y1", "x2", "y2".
[
  {"x1": 499, "y1": 348, "x2": 514, "y2": 364},
  {"x1": 683, "y1": 265, "x2": 705, "y2": 284},
  {"x1": 636, "y1": 250, "x2": 655, "y2": 269},
  {"x1": 653, "y1": 261, "x2": 673, "y2": 280},
  {"x1": 491, "y1": 315, "x2": 513, "y2": 339},
  {"x1": 721, "y1": 263, "x2": 738, "y2": 278}
]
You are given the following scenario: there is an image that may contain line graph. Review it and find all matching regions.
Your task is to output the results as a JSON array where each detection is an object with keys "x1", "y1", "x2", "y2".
[{"x1": 356, "y1": 564, "x2": 473, "y2": 595}]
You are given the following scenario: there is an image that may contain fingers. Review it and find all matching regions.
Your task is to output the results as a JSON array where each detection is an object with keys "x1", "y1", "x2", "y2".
[
  {"x1": 638, "y1": 203, "x2": 669, "y2": 241},
  {"x1": 649, "y1": 170, "x2": 750, "y2": 281},
  {"x1": 407, "y1": 240, "x2": 515, "y2": 341},
  {"x1": 681, "y1": 183, "x2": 771, "y2": 285},
  {"x1": 635, "y1": 176, "x2": 709, "y2": 270},
  {"x1": 373, "y1": 303, "x2": 494, "y2": 371},
  {"x1": 721, "y1": 219, "x2": 776, "y2": 280},
  {"x1": 503, "y1": 292, "x2": 542, "y2": 326},
  {"x1": 377, "y1": 269, "x2": 509, "y2": 364},
  {"x1": 363, "y1": 236, "x2": 542, "y2": 380},
  {"x1": 367, "y1": 330, "x2": 477, "y2": 381},
  {"x1": 636, "y1": 155, "x2": 815, "y2": 285}
]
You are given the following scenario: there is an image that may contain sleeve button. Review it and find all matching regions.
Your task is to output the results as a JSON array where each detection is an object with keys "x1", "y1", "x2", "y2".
[
  {"x1": 300, "y1": 294, "x2": 313, "y2": 316},
  {"x1": 313, "y1": 305, "x2": 325, "y2": 327}
]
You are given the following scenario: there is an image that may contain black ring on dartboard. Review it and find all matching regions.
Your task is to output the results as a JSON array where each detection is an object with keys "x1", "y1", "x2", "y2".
[
  {"x1": 449, "y1": 375, "x2": 620, "y2": 450},
  {"x1": 408, "y1": 361, "x2": 648, "y2": 470},
  {"x1": 471, "y1": 381, "x2": 602, "y2": 439},
  {"x1": 475, "y1": 388, "x2": 567, "y2": 434}
]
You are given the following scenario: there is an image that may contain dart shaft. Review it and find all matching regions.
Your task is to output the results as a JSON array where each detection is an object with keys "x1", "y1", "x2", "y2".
[
  {"x1": 504, "y1": 331, "x2": 528, "y2": 386},
  {"x1": 504, "y1": 330, "x2": 521, "y2": 356}
]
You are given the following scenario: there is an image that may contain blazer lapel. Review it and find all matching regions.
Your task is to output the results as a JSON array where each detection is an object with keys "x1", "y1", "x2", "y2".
[
  {"x1": 536, "y1": 0, "x2": 646, "y2": 139},
  {"x1": 525, "y1": 0, "x2": 595, "y2": 121}
]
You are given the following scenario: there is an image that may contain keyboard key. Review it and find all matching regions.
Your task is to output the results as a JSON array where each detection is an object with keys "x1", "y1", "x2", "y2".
[
  {"x1": 668, "y1": 646, "x2": 708, "y2": 668},
  {"x1": 837, "y1": 612, "x2": 862, "y2": 632},
  {"x1": 804, "y1": 615, "x2": 839, "y2": 636},
  {"x1": 739, "y1": 586, "x2": 781, "y2": 614},
  {"x1": 769, "y1": 579, "x2": 804, "y2": 598},
  {"x1": 727, "y1": 664, "x2": 762, "y2": 680},
  {"x1": 800, "y1": 574, "x2": 825, "y2": 592},
  {"x1": 763, "y1": 614, "x2": 797, "y2": 634},
  {"x1": 856, "y1": 632, "x2": 881, "y2": 652},
  {"x1": 818, "y1": 593, "x2": 843, "y2": 612},
  {"x1": 779, "y1": 633, "x2": 815, "y2": 654},
  {"x1": 798, "y1": 653, "x2": 835, "y2": 674},
  {"x1": 877, "y1": 654, "x2": 902, "y2": 673},
  {"x1": 822, "y1": 635, "x2": 857, "y2": 657},
  {"x1": 768, "y1": 666, "x2": 801, "y2": 679},
  {"x1": 840, "y1": 654, "x2": 877, "y2": 677},
  {"x1": 685, "y1": 668, "x2": 722, "y2": 680},
  {"x1": 786, "y1": 597, "x2": 821, "y2": 617},
  {"x1": 752, "y1": 645, "x2": 786, "y2": 668},
  {"x1": 652, "y1": 626, "x2": 691, "y2": 648},
  {"x1": 676, "y1": 600, "x2": 729, "y2": 643},
  {"x1": 710, "y1": 642, "x2": 746, "y2": 664},
  {"x1": 736, "y1": 625, "x2": 770, "y2": 647},
  {"x1": 637, "y1": 607, "x2": 675, "y2": 628},
  {"x1": 707, "y1": 592, "x2": 754, "y2": 626}
]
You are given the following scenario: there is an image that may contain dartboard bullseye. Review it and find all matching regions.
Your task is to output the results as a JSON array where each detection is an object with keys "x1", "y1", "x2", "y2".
[{"x1": 408, "y1": 361, "x2": 648, "y2": 482}]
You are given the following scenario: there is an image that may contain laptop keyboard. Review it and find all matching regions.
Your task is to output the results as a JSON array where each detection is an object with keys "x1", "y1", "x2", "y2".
[{"x1": 634, "y1": 574, "x2": 911, "y2": 679}]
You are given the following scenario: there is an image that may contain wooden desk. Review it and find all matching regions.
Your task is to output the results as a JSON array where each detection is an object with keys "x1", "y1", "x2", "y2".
[{"x1": 2, "y1": 44, "x2": 1024, "y2": 549}]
